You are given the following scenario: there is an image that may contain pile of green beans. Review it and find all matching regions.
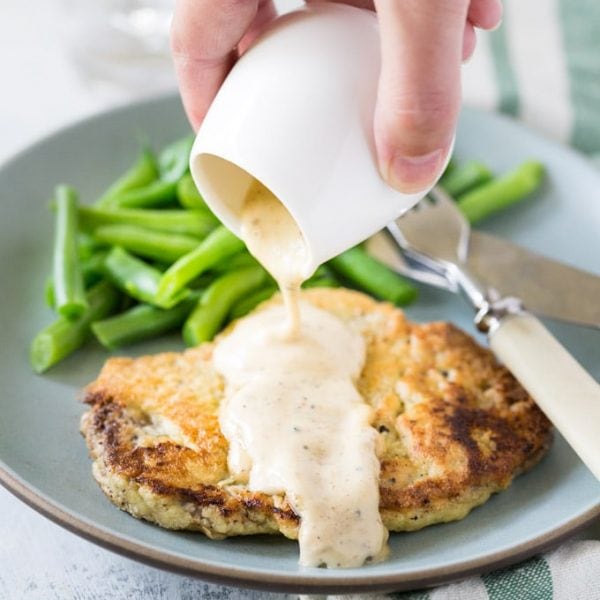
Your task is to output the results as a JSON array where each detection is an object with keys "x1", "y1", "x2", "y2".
[{"x1": 30, "y1": 134, "x2": 544, "y2": 374}]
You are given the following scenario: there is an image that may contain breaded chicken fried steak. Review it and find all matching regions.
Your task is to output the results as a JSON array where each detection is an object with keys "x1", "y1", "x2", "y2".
[{"x1": 81, "y1": 288, "x2": 552, "y2": 541}]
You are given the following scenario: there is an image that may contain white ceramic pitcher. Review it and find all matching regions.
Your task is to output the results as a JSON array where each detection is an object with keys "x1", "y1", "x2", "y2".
[{"x1": 189, "y1": 2, "x2": 438, "y2": 274}]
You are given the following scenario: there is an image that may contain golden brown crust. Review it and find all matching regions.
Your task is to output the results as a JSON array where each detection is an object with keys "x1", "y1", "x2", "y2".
[{"x1": 81, "y1": 288, "x2": 552, "y2": 538}]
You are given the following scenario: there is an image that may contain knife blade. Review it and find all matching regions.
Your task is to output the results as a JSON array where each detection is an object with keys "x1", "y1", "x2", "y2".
[
  {"x1": 467, "y1": 230, "x2": 600, "y2": 328},
  {"x1": 367, "y1": 230, "x2": 600, "y2": 329}
]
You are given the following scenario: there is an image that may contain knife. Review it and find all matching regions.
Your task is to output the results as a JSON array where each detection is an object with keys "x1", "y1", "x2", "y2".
[{"x1": 367, "y1": 230, "x2": 600, "y2": 329}]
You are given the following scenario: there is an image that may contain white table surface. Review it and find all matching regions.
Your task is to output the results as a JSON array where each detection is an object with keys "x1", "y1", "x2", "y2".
[{"x1": 1, "y1": 1, "x2": 598, "y2": 598}]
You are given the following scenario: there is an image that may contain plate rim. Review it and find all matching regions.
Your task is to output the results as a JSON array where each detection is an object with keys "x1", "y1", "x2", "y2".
[
  {"x1": 1, "y1": 93, "x2": 599, "y2": 593},
  {"x1": 1, "y1": 462, "x2": 599, "y2": 593}
]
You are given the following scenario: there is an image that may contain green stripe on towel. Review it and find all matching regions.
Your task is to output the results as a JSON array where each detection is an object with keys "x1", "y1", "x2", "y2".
[
  {"x1": 489, "y1": 24, "x2": 520, "y2": 117},
  {"x1": 389, "y1": 591, "x2": 431, "y2": 600},
  {"x1": 483, "y1": 555, "x2": 553, "y2": 600},
  {"x1": 558, "y1": 0, "x2": 600, "y2": 154}
]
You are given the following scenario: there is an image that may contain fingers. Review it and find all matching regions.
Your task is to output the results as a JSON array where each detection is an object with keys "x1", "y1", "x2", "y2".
[
  {"x1": 463, "y1": 21, "x2": 477, "y2": 61},
  {"x1": 307, "y1": 0, "x2": 375, "y2": 8},
  {"x1": 171, "y1": 0, "x2": 262, "y2": 130},
  {"x1": 238, "y1": 0, "x2": 277, "y2": 55},
  {"x1": 468, "y1": 0, "x2": 503, "y2": 30},
  {"x1": 172, "y1": 0, "x2": 499, "y2": 189},
  {"x1": 373, "y1": 0, "x2": 471, "y2": 193}
]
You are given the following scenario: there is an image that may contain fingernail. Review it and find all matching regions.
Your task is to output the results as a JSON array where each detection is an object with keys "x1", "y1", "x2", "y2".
[{"x1": 386, "y1": 148, "x2": 444, "y2": 194}]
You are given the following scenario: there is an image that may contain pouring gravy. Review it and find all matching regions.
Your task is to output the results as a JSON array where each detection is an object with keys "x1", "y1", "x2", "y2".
[{"x1": 214, "y1": 179, "x2": 388, "y2": 567}]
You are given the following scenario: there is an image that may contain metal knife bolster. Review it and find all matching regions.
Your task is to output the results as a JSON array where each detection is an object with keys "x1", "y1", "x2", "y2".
[{"x1": 421, "y1": 257, "x2": 527, "y2": 335}]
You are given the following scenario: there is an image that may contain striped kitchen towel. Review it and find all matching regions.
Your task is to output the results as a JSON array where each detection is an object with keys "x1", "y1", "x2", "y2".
[
  {"x1": 328, "y1": 540, "x2": 600, "y2": 600},
  {"x1": 462, "y1": 0, "x2": 600, "y2": 161}
]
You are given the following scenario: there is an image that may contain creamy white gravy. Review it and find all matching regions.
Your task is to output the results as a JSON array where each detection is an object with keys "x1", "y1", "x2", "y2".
[
  {"x1": 239, "y1": 179, "x2": 308, "y2": 337},
  {"x1": 214, "y1": 180, "x2": 388, "y2": 568}
]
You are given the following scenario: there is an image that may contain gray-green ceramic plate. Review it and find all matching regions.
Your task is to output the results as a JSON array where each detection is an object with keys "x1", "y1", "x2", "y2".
[{"x1": 0, "y1": 95, "x2": 599, "y2": 594}]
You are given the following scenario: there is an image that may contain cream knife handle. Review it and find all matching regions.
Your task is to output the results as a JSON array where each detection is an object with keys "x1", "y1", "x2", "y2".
[{"x1": 489, "y1": 312, "x2": 600, "y2": 482}]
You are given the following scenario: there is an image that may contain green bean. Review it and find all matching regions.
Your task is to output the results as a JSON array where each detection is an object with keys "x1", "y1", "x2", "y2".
[
  {"x1": 30, "y1": 280, "x2": 120, "y2": 373},
  {"x1": 102, "y1": 180, "x2": 178, "y2": 209},
  {"x1": 439, "y1": 160, "x2": 493, "y2": 198},
  {"x1": 103, "y1": 246, "x2": 189, "y2": 308},
  {"x1": 103, "y1": 246, "x2": 162, "y2": 301},
  {"x1": 44, "y1": 277, "x2": 56, "y2": 309},
  {"x1": 228, "y1": 267, "x2": 340, "y2": 321},
  {"x1": 302, "y1": 265, "x2": 340, "y2": 288},
  {"x1": 45, "y1": 250, "x2": 109, "y2": 308},
  {"x1": 328, "y1": 246, "x2": 418, "y2": 306},
  {"x1": 82, "y1": 251, "x2": 109, "y2": 285},
  {"x1": 78, "y1": 232, "x2": 106, "y2": 260},
  {"x1": 440, "y1": 157, "x2": 457, "y2": 180},
  {"x1": 97, "y1": 148, "x2": 158, "y2": 205},
  {"x1": 52, "y1": 185, "x2": 88, "y2": 319},
  {"x1": 458, "y1": 160, "x2": 545, "y2": 224},
  {"x1": 93, "y1": 225, "x2": 200, "y2": 263},
  {"x1": 183, "y1": 272, "x2": 216, "y2": 291},
  {"x1": 303, "y1": 276, "x2": 340, "y2": 289},
  {"x1": 212, "y1": 250, "x2": 260, "y2": 273},
  {"x1": 79, "y1": 206, "x2": 217, "y2": 237},
  {"x1": 92, "y1": 297, "x2": 198, "y2": 350},
  {"x1": 97, "y1": 138, "x2": 192, "y2": 207},
  {"x1": 177, "y1": 173, "x2": 211, "y2": 212},
  {"x1": 155, "y1": 226, "x2": 245, "y2": 307},
  {"x1": 308, "y1": 265, "x2": 338, "y2": 281},
  {"x1": 158, "y1": 135, "x2": 194, "y2": 183},
  {"x1": 229, "y1": 285, "x2": 278, "y2": 320},
  {"x1": 183, "y1": 266, "x2": 268, "y2": 345},
  {"x1": 310, "y1": 265, "x2": 331, "y2": 278}
]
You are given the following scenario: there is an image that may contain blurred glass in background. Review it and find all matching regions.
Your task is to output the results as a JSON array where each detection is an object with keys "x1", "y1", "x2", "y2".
[
  {"x1": 57, "y1": 0, "x2": 301, "y2": 98},
  {"x1": 59, "y1": 0, "x2": 176, "y2": 95}
]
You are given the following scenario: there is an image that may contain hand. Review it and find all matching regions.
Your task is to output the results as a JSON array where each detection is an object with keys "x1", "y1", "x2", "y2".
[{"x1": 171, "y1": 0, "x2": 502, "y2": 193}]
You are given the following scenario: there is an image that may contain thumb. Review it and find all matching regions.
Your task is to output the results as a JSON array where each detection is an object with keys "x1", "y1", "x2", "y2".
[{"x1": 373, "y1": 0, "x2": 470, "y2": 193}]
